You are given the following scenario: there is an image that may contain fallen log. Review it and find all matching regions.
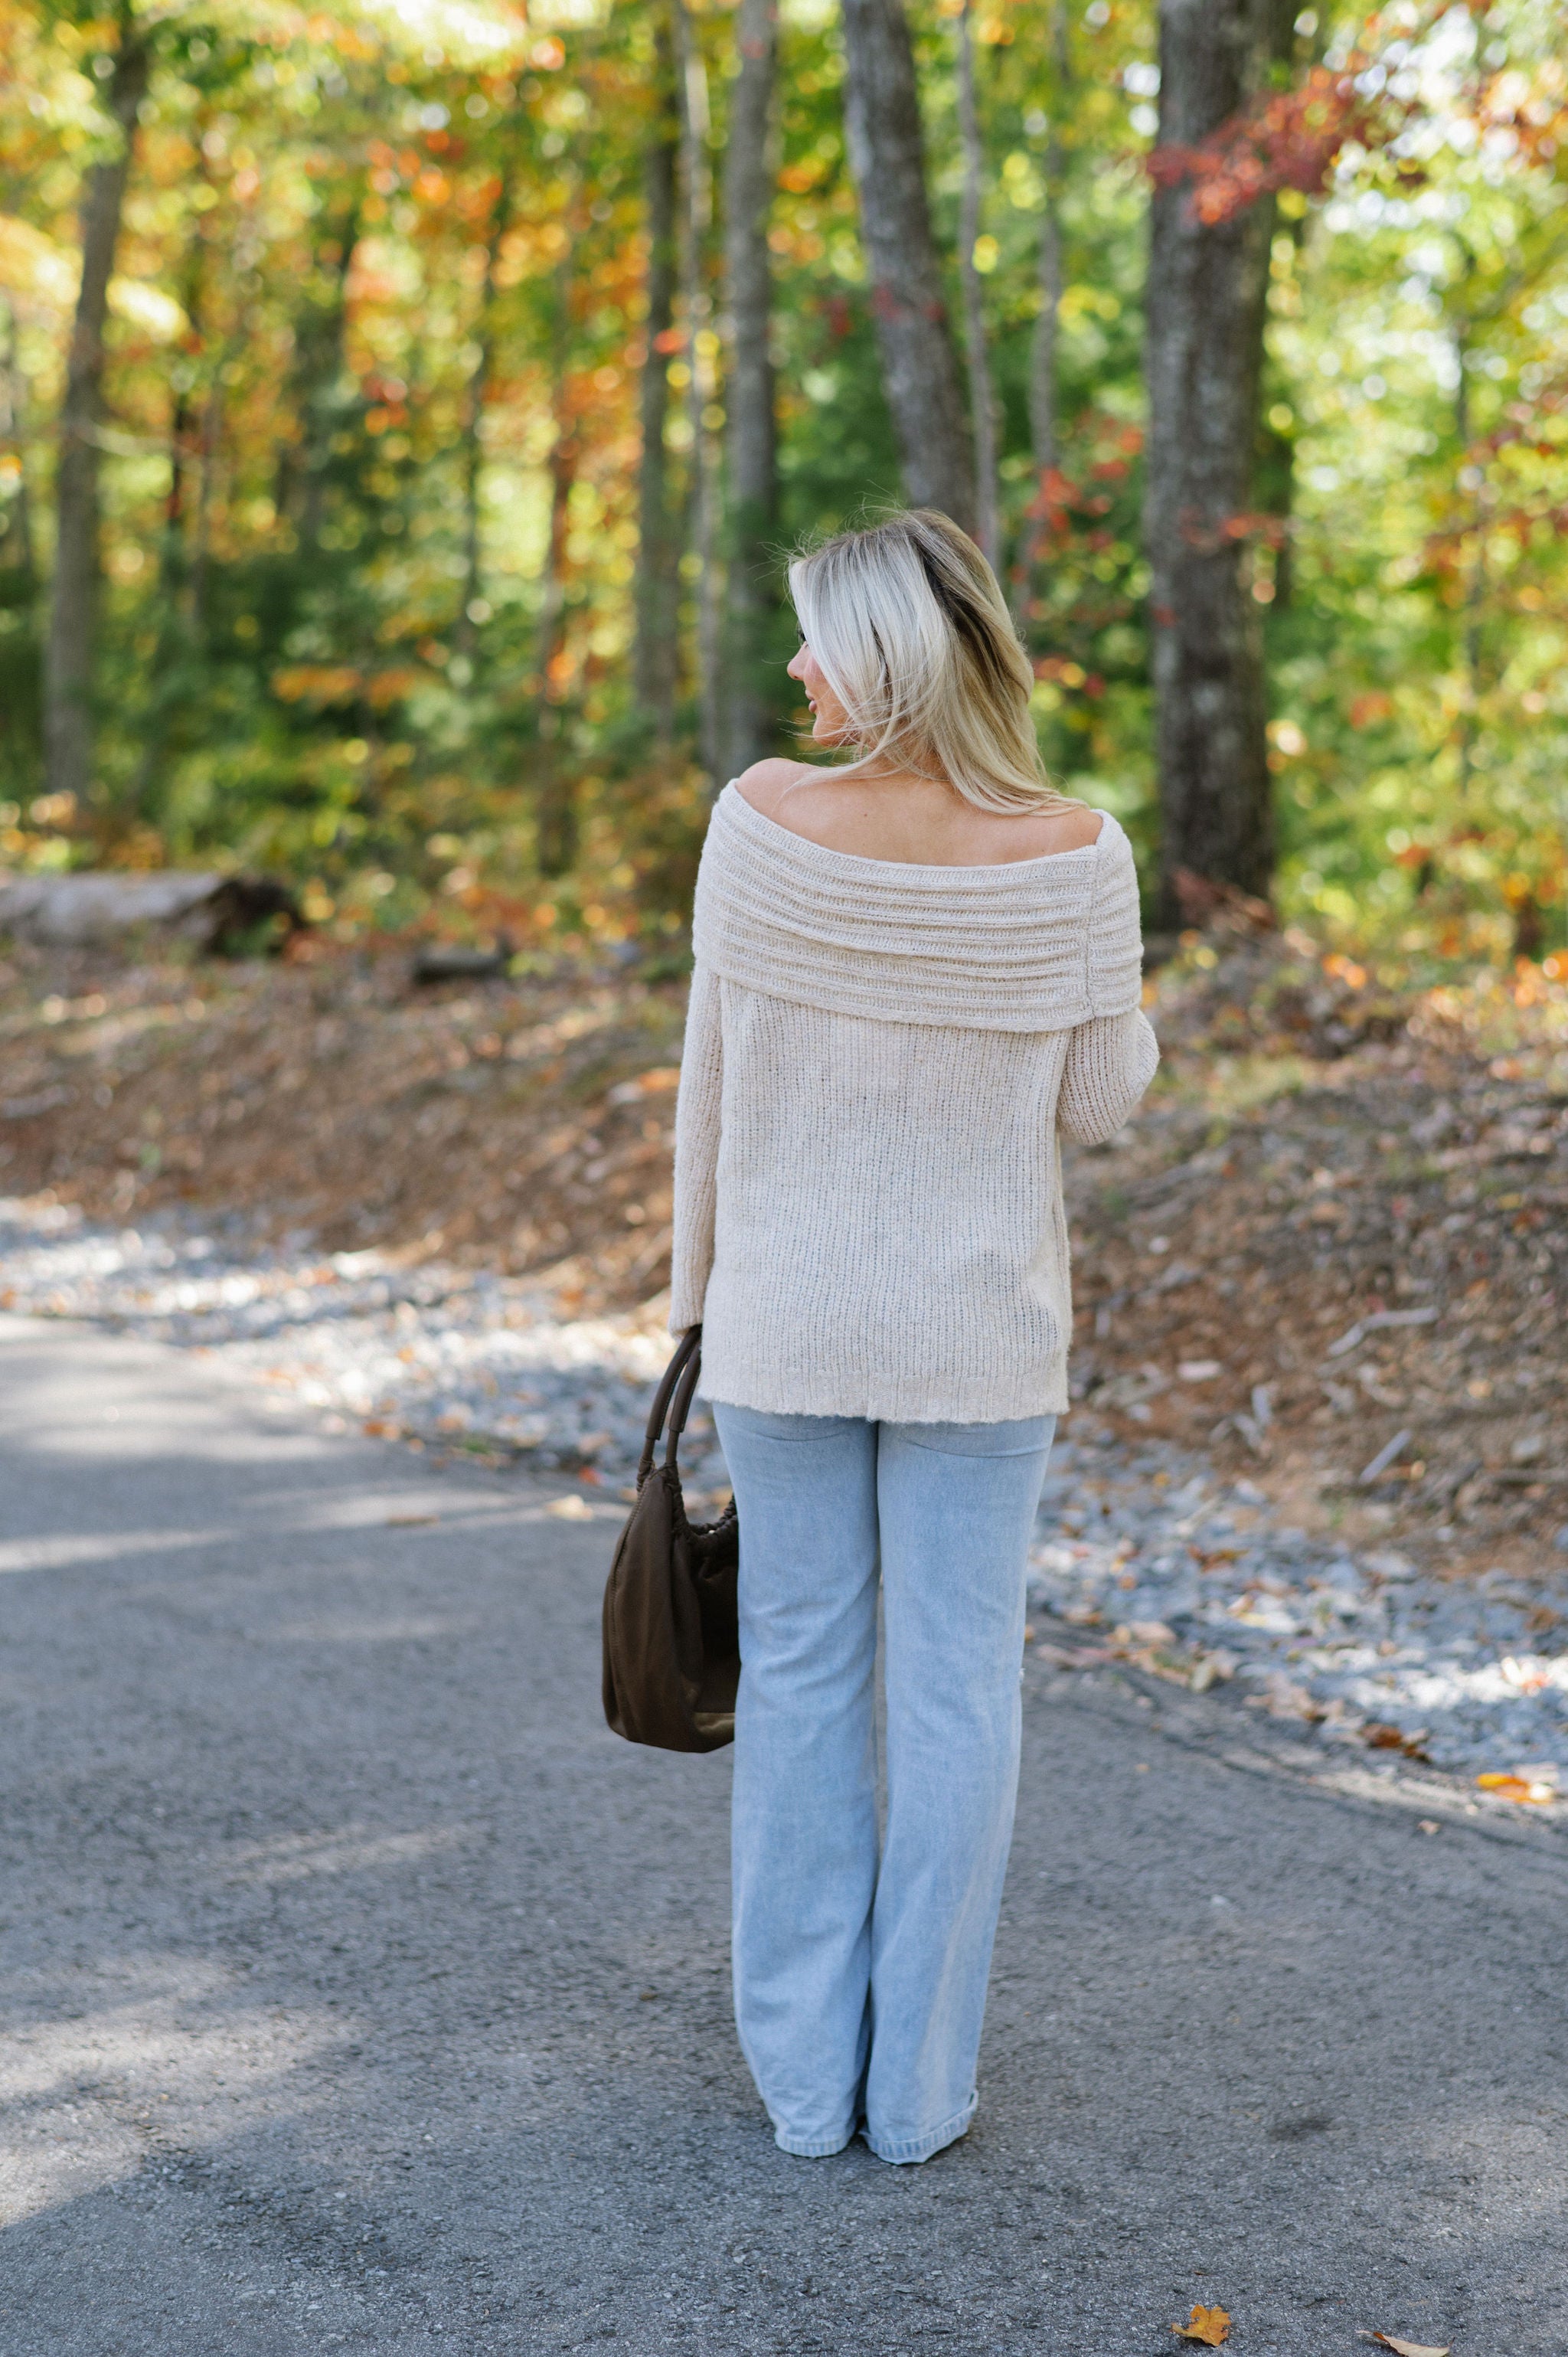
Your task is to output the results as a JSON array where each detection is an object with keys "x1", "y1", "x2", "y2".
[{"x1": 0, "y1": 871, "x2": 302, "y2": 955}]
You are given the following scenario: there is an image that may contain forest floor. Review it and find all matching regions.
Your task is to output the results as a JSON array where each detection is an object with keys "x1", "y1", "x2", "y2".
[{"x1": 2, "y1": 911, "x2": 1566, "y2": 1783}]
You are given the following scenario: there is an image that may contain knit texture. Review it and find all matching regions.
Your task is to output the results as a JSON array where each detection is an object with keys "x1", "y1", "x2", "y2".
[{"x1": 670, "y1": 786, "x2": 1159, "y2": 1422}]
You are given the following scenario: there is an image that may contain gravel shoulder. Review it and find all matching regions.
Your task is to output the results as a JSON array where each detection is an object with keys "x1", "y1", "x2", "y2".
[
  {"x1": 2, "y1": 1315, "x2": 1566, "y2": 2357},
  {"x1": 4, "y1": 1191, "x2": 1565, "y2": 1792}
]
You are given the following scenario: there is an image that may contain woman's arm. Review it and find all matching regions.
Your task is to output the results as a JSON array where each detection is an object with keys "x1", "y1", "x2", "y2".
[
  {"x1": 668, "y1": 962, "x2": 724, "y2": 1331},
  {"x1": 1057, "y1": 1007, "x2": 1159, "y2": 1146}
]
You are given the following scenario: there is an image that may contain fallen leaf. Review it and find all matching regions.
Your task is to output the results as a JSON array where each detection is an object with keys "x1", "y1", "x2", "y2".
[
  {"x1": 1173, "y1": 2306, "x2": 1230, "y2": 2346},
  {"x1": 1363, "y1": 1722, "x2": 1431, "y2": 1760},
  {"x1": 1476, "y1": 1770, "x2": 1557, "y2": 1805},
  {"x1": 384, "y1": 1513, "x2": 439, "y2": 1528},
  {"x1": 1034, "y1": 1641, "x2": 1114, "y2": 1669},
  {"x1": 547, "y1": 1495, "x2": 595, "y2": 1521},
  {"x1": 1359, "y1": 2332, "x2": 1451, "y2": 2356}
]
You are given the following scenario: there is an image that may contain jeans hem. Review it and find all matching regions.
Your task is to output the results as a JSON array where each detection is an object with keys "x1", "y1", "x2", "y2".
[
  {"x1": 773, "y1": 2123, "x2": 859, "y2": 2159},
  {"x1": 864, "y1": 2094, "x2": 978, "y2": 2166}
]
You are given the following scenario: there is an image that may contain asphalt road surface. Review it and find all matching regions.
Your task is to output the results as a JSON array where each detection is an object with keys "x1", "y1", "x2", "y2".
[{"x1": 2, "y1": 1313, "x2": 1564, "y2": 2357}]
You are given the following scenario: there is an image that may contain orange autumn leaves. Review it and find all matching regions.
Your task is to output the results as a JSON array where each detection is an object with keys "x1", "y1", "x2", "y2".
[
  {"x1": 1173, "y1": 2309, "x2": 1453, "y2": 2351},
  {"x1": 1173, "y1": 2307, "x2": 1230, "y2": 2346}
]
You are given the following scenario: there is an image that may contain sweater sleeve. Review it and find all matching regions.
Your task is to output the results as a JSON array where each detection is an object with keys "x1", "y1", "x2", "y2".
[
  {"x1": 1057, "y1": 1007, "x2": 1160, "y2": 1146},
  {"x1": 668, "y1": 961, "x2": 724, "y2": 1332}
]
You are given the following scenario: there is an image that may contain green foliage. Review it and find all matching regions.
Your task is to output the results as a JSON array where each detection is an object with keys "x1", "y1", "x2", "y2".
[{"x1": 0, "y1": 0, "x2": 1563, "y2": 965}]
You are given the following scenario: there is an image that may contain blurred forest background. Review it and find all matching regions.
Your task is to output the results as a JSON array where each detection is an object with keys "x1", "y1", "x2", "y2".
[{"x1": 0, "y1": 0, "x2": 1566, "y2": 964}]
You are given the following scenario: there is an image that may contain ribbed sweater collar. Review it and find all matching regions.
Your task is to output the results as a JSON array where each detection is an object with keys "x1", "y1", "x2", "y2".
[{"x1": 691, "y1": 784, "x2": 1145, "y2": 1033}]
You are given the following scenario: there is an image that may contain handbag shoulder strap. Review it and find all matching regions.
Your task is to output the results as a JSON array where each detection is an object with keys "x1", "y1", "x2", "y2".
[
  {"x1": 662, "y1": 1342, "x2": 704, "y2": 1486},
  {"x1": 637, "y1": 1326, "x2": 701, "y2": 1485}
]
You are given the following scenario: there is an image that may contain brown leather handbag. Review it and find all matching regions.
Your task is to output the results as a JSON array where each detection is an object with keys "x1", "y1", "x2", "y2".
[{"x1": 601, "y1": 1326, "x2": 740, "y2": 1753}]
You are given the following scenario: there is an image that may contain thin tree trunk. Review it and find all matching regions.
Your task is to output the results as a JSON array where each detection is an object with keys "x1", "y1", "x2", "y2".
[
  {"x1": 955, "y1": 0, "x2": 998, "y2": 573},
  {"x1": 1453, "y1": 321, "x2": 1483, "y2": 803},
  {"x1": 535, "y1": 270, "x2": 580, "y2": 878},
  {"x1": 300, "y1": 207, "x2": 359, "y2": 554},
  {"x1": 274, "y1": 195, "x2": 361, "y2": 548},
  {"x1": 190, "y1": 368, "x2": 224, "y2": 640},
  {"x1": 43, "y1": 15, "x2": 148, "y2": 805},
  {"x1": 455, "y1": 167, "x2": 514, "y2": 667},
  {"x1": 721, "y1": 0, "x2": 779, "y2": 776},
  {"x1": 635, "y1": 13, "x2": 681, "y2": 737},
  {"x1": 675, "y1": 0, "x2": 723, "y2": 783},
  {"x1": 839, "y1": 0, "x2": 975, "y2": 530},
  {"x1": 131, "y1": 217, "x2": 207, "y2": 825},
  {"x1": 1143, "y1": 0, "x2": 1292, "y2": 924},
  {"x1": 0, "y1": 297, "x2": 36, "y2": 583},
  {"x1": 1017, "y1": 194, "x2": 1064, "y2": 626},
  {"x1": 1030, "y1": 208, "x2": 1063, "y2": 475},
  {"x1": 1023, "y1": 0, "x2": 1070, "y2": 604},
  {"x1": 158, "y1": 252, "x2": 204, "y2": 607}
]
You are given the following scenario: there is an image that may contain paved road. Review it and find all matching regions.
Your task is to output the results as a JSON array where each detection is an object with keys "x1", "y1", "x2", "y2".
[{"x1": 2, "y1": 1313, "x2": 1564, "y2": 2357}]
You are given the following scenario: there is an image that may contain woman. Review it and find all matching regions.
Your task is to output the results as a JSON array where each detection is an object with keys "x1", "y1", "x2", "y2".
[{"x1": 668, "y1": 509, "x2": 1157, "y2": 2164}]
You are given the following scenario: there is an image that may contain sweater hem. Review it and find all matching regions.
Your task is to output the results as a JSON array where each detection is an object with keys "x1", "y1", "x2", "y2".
[{"x1": 698, "y1": 1359, "x2": 1070, "y2": 1426}]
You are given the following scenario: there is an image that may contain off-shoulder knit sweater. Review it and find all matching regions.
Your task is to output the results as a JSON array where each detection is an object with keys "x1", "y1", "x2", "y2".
[{"x1": 668, "y1": 784, "x2": 1158, "y2": 1422}]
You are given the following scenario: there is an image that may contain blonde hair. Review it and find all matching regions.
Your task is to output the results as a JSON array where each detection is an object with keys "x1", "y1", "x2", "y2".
[{"x1": 787, "y1": 508, "x2": 1067, "y2": 814}]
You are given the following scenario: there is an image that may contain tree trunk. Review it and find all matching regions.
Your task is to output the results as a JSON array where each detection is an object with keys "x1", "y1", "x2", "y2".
[
  {"x1": 158, "y1": 224, "x2": 207, "y2": 610},
  {"x1": 839, "y1": 0, "x2": 975, "y2": 531},
  {"x1": 675, "y1": 0, "x2": 724, "y2": 783},
  {"x1": 1144, "y1": 0, "x2": 1292, "y2": 924},
  {"x1": 1016, "y1": 5, "x2": 1069, "y2": 623},
  {"x1": 42, "y1": 18, "x2": 148, "y2": 806},
  {"x1": 1029, "y1": 206, "x2": 1063, "y2": 476},
  {"x1": 189, "y1": 367, "x2": 224, "y2": 641},
  {"x1": 1028, "y1": 3, "x2": 1070, "y2": 482},
  {"x1": 1452, "y1": 322, "x2": 1484, "y2": 804},
  {"x1": 635, "y1": 13, "x2": 681, "y2": 737},
  {"x1": 274, "y1": 194, "x2": 361, "y2": 549},
  {"x1": 299, "y1": 206, "x2": 360, "y2": 554},
  {"x1": 455, "y1": 165, "x2": 514, "y2": 667},
  {"x1": 720, "y1": 0, "x2": 779, "y2": 776},
  {"x1": 0, "y1": 298, "x2": 37, "y2": 586},
  {"x1": 955, "y1": 0, "x2": 998, "y2": 572},
  {"x1": 535, "y1": 276, "x2": 580, "y2": 878}
]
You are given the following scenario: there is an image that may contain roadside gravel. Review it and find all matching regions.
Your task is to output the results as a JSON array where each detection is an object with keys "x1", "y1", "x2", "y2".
[{"x1": 4, "y1": 1191, "x2": 1565, "y2": 1800}]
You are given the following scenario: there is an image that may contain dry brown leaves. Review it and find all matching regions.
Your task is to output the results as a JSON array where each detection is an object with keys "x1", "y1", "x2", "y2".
[
  {"x1": 1063, "y1": 937, "x2": 1568, "y2": 1579},
  {"x1": 0, "y1": 937, "x2": 689, "y2": 1313},
  {"x1": 2, "y1": 924, "x2": 1565, "y2": 1590},
  {"x1": 1360, "y1": 2332, "x2": 1452, "y2": 2356}
]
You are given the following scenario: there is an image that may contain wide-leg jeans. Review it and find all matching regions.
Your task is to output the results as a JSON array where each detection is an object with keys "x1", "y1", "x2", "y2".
[{"x1": 710, "y1": 1403, "x2": 1055, "y2": 2165}]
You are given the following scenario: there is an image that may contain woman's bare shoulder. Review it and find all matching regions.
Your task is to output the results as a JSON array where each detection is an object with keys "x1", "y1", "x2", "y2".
[
  {"x1": 732, "y1": 758, "x2": 822, "y2": 820},
  {"x1": 1004, "y1": 803, "x2": 1106, "y2": 857}
]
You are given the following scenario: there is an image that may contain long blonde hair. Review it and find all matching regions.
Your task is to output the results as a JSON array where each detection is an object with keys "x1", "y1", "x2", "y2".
[{"x1": 787, "y1": 508, "x2": 1067, "y2": 814}]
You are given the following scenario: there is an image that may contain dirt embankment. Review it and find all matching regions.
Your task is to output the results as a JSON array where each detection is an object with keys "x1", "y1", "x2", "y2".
[
  {"x1": 2, "y1": 922, "x2": 1565, "y2": 1576},
  {"x1": 0, "y1": 938, "x2": 688, "y2": 1313}
]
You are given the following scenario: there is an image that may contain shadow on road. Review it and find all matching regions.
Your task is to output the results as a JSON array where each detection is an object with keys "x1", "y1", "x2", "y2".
[{"x1": 2, "y1": 1316, "x2": 1565, "y2": 2355}]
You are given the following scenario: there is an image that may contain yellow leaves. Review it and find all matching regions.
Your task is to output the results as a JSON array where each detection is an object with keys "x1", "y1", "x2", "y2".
[
  {"x1": 272, "y1": 665, "x2": 420, "y2": 711},
  {"x1": 1477, "y1": 1768, "x2": 1560, "y2": 1805},
  {"x1": 1173, "y1": 2306, "x2": 1230, "y2": 2345},
  {"x1": 109, "y1": 280, "x2": 188, "y2": 340},
  {"x1": 0, "y1": 214, "x2": 77, "y2": 310},
  {"x1": 273, "y1": 665, "x2": 362, "y2": 707}
]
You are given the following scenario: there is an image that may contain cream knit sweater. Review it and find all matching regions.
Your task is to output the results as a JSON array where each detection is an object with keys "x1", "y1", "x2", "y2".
[{"x1": 668, "y1": 785, "x2": 1158, "y2": 1422}]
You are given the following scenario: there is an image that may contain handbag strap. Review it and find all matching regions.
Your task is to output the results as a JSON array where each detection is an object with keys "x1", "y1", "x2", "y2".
[
  {"x1": 662, "y1": 1342, "x2": 704, "y2": 1487},
  {"x1": 637, "y1": 1326, "x2": 701, "y2": 1485}
]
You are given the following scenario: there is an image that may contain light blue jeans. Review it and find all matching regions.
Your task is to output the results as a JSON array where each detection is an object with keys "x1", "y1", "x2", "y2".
[{"x1": 711, "y1": 1402, "x2": 1056, "y2": 2165}]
